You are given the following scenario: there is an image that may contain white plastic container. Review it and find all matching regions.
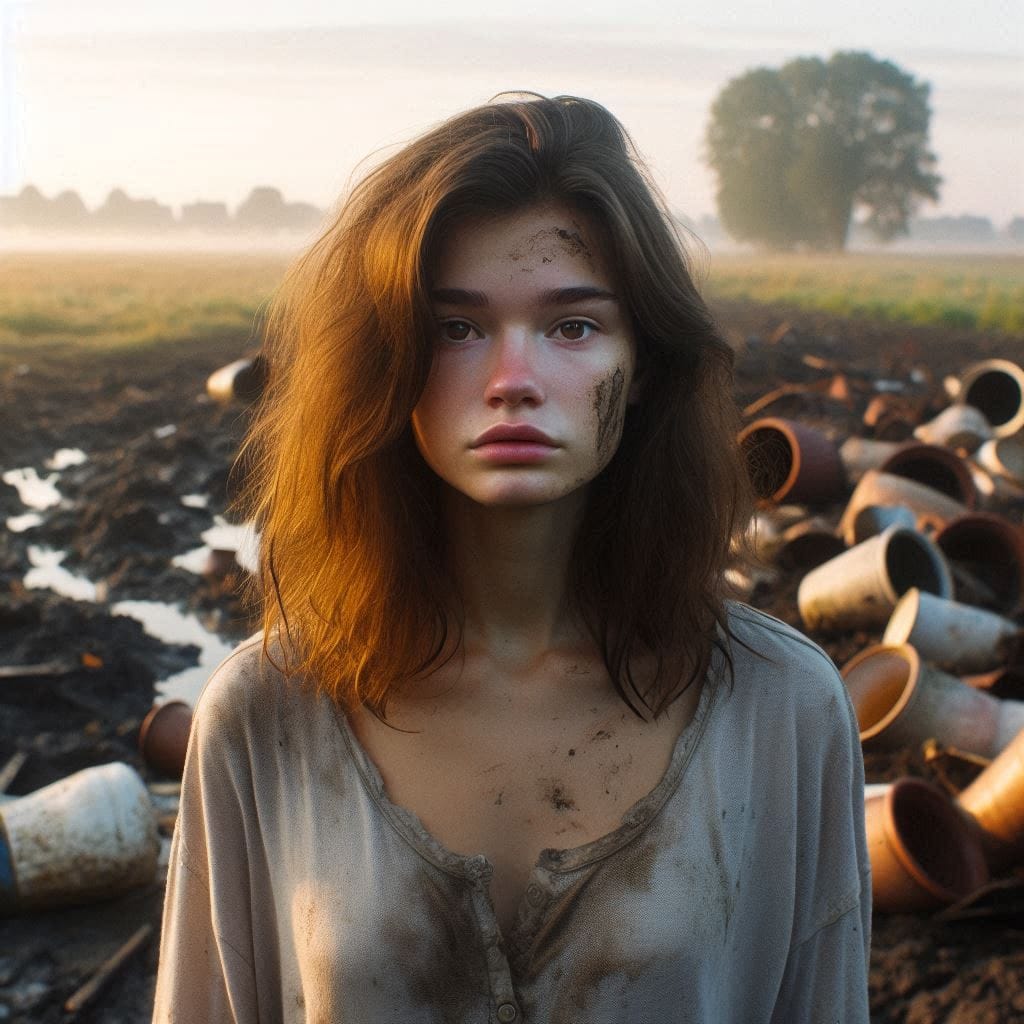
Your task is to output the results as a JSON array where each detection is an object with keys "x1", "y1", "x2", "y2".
[{"x1": 0, "y1": 762, "x2": 159, "y2": 914}]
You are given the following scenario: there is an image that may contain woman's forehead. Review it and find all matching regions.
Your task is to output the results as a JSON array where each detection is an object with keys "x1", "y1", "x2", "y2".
[{"x1": 430, "y1": 204, "x2": 615, "y2": 286}]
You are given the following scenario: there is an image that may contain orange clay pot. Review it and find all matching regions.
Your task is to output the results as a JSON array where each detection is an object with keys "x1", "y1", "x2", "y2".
[
  {"x1": 840, "y1": 643, "x2": 1024, "y2": 759},
  {"x1": 866, "y1": 777, "x2": 988, "y2": 913},
  {"x1": 957, "y1": 728, "x2": 1024, "y2": 873},
  {"x1": 138, "y1": 700, "x2": 193, "y2": 780},
  {"x1": 738, "y1": 418, "x2": 847, "y2": 507}
]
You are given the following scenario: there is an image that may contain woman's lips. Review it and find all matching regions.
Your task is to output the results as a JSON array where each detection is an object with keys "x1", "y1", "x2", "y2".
[
  {"x1": 471, "y1": 425, "x2": 558, "y2": 463},
  {"x1": 472, "y1": 424, "x2": 557, "y2": 447}
]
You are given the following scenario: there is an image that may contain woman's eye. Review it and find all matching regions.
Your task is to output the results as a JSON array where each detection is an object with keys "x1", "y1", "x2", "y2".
[
  {"x1": 439, "y1": 320, "x2": 476, "y2": 343},
  {"x1": 556, "y1": 320, "x2": 593, "y2": 342}
]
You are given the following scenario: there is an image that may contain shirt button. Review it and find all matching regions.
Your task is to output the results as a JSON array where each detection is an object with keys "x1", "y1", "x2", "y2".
[
  {"x1": 525, "y1": 883, "x2": 544, "y2": 907},
  {"x1": 496, "y1": 1004, "x2": 518, "y2": 1023}
]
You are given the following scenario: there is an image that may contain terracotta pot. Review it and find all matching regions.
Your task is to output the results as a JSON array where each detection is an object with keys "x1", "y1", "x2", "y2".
[
  {"x1": 839, "y1": 437, "x2": 903, "y2": 483},
  {"x1": 866, "y1": 777, "x2": 988, "y2": 912},
  {"x1": 138, "y1": 700, "x2": 194, "y2": 780},
  {"x1": 798, "y1": 527, "x2": 952, "y2": 632},
  {"x1": 935, "y1": 512, "x2": 1024, "y2": 615},
  {"x1": 206, "y1": 355, "x2": 268, "y2": 405},
  {"x1": 913, "y1": 405, "x2": 993, "y2": 452},
  {"x1": 863, "y1": 395, "x2": 917, "y2": 441},
  {"x1": 883, "y1": 588, "x2": 1022, "y2": 675},
  {"x1": 957, "y1": 728, "x2": 1024, "y2": 872},
  {"x1": 850, "y1": 505, "x2": 918, "y2": 545},
  {"x1": 772, "y1": 517, "x2": 847, "y2": 571},
  {"x1": 879, "y1": 443, "x2": 979, "y2": 509},
  {"x1": 956, "y1": 358, "x2": 1024, "y2": 439},
  {"x1": 837, "y1": 469, "x2": 967, "y2": 544},
  {"x1": 975, "y1": 437, "x2": 1024, "y2": 486},
  {"x1": 840, "y1": 643, "x2": 1024, "y2": 757},
  {"x1": 738, "y1": 418, "x2": 847, "y2": 506}
]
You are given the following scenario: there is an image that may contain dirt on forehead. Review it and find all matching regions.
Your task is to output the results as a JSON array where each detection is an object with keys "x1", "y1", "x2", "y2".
[
  {"x1": 502, "y1": 220, "x2": 595, "y2": 269},
  {"x1": 1, "y1": 301, "x2": 1022, "y2": 1022}
]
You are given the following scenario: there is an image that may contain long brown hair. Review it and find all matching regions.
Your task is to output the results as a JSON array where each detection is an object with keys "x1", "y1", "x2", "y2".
[{"x1": 240, "y1": 94, "x2": 753, "y2": 719}]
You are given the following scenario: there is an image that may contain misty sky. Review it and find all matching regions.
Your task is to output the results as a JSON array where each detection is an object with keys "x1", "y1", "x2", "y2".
[{"x1": 5, "y1": 0, "x2": 1023, "y2": 225}]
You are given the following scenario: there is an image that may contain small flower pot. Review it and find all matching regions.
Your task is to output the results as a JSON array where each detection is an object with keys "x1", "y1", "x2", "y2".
[
  {"x1": 883, "y1": 588, "x2": 1022, "y2": 676},
  {"x1": 867, "y1": 777, "x2": 988, "y2": 912},
  {"x1": 840, "y1": 643, "x2": 1024, "y2": 758},
  {"x1": 956, "y1": 358, "x2": 1024, "y2": 439},
  {"x1": 837, "y1": 469, "x2": 967, "y2": 545},
  {"x1": 139, "y1": 700, "x2": 194, "y2": 780},
  {"x1": 738, "y1": 418, "x2": 847, "y2": 506},
  {"x1": 798, "y1": 527, "x2": 952, "y2": 632}
]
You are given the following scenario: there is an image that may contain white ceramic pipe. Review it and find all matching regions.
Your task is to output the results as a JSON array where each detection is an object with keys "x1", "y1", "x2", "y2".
[
  {"x1": 798, "y1": 526, "x2": 952, "y2": 632},
  {"x1": 913, "y1": 405, "x2": 993, "y2": 452},
  {"x1": 837, "y1": 469, "x2": 967, "y2": 544},
  {"x1": 883, "y1": 588, "x2": 1022, "y2": 675}
]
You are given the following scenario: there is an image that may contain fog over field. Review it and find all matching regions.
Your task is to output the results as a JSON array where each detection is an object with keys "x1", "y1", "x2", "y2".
[{"x1": 4, "y1": 2, "x2": 1022, "y2": 232}]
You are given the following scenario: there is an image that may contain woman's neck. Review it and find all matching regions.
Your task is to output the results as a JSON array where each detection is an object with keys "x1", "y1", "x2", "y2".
[{"x1": 444, "y1": 488, "x2": 588, "y2": 669}]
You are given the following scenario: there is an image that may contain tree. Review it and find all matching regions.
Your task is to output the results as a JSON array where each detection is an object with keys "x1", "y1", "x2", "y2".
[{"x1": 706, "y1": 51, "x2": 941, "y2": 251}]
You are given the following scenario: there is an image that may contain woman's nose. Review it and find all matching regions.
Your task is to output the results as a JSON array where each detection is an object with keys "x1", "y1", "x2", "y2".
[{"x1": 484, "y1": 333, "x2": 544, "y2": 407}]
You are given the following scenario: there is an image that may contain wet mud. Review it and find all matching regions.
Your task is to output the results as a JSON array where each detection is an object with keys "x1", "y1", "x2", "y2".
[{"x1": 0, "y1": 301, "x2": 1021, "y2": 1021}]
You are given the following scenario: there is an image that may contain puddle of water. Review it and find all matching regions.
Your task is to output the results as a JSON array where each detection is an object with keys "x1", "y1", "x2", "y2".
[
  {"x1": 2, "y1": 467, "x2": 62, "y2": 510},
  {"x1": 170, "y1": 546, "x2": 210, "y2": 575},
  {"x1": 112, "y1": 600, "x2": 237, "y2": 705},
  {"x1": 25, "y1": 546, "x2": 103, "y2": 601},
  {"x1": 180, "y1": 493, "x2": 209, "y2": 509},
  {"x1": 172, "y1": 517, "x2": 261, "y2": 576},
  {"x1": 6, "y1": 512, "x2": 43, "y2": 533},
  {"x1": 44, "y1": 448, "x2": 87, "y2": 470}
]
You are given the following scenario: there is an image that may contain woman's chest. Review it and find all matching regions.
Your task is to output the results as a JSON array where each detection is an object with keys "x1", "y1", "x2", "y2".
[{"x1": 349, "y1": 690, "x2": 698, "y2": 932}]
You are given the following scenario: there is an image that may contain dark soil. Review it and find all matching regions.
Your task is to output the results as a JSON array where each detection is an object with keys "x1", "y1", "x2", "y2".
[{"x1": 0, "y1": 298, "x2": 1021, "y2": 1022}]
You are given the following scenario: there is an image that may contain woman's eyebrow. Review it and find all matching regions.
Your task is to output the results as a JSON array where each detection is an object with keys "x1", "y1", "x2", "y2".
[
  {"x1": 540, "y1": 286, "x2": 618, "y2": 305},
  {"x1": 430, "y1": 286, "x2": 618, "y2": 306},
  {"x1": 430, "y1": 288, "x2": 488, "y2": 306}
]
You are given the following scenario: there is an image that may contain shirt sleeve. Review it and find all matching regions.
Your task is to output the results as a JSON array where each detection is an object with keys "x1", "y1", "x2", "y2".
[
  {"x1": 152, "y1": 829, "x2": 260, "y2": 1023},
  {"x1": 769, "y1": 868, "x2": 872, "y2": 1024},
  {"x1": 770, "y1": 654, "x2": 873, "y2": 1024},
  {"x1": 151, "y1": 652, "x2": 269, "y2": 1023}
]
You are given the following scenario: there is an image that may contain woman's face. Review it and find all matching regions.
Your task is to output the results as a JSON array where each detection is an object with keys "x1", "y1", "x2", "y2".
[{"x1": 412, "y1": 203, "x2": 639, "y2": 508}]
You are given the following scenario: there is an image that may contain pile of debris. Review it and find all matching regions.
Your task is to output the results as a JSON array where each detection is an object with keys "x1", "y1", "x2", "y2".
[{"x1": 736, "y1": 355, "x2": 1024, "y2": 922}]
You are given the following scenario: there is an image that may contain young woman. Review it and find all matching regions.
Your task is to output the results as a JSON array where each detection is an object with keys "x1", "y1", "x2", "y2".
[{"x1": 153, "y1": 94, "x2": 870, "y2": 1022}]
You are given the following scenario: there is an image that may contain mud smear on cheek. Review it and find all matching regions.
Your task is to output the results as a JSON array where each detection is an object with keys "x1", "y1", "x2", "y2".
[{"x1": 593, "y1": 367, "x2": 626, "y2": 458}]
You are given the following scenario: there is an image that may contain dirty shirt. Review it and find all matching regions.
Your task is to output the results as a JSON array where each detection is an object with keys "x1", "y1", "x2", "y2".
[{"x1": 152, "y1": 604, "x2": 871, "y2": 1023}]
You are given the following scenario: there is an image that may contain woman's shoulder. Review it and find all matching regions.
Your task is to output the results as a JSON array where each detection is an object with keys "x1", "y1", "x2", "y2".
[
  {"x1": 721, "y1": 601, "x2": 849, "y2": 711},
  {"x1": 191, "y1": 631, "x2": 324, "y2": 737}
]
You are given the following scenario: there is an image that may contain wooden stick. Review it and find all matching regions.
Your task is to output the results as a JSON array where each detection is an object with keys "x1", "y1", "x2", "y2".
[
  {"x1": 63, "y1": 923, "x2": 154, "y2": 1017},
  {"x1": 0, "y1": 660, "x2": 75, "y2": 680},
  {"x1": 0, "y1": 751, "x2": 27, "y2": 794}
]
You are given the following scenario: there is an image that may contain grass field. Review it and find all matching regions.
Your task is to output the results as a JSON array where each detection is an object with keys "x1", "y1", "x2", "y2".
[
  {"x1": 0, "y1": 249, "x2": 1020, "y2": 369},
  {"x1": 703, "y1": 251, "x2": 1024, "y2": 335},
  {"x1": 0, "y1": 252, "x2": 290, "y2": 366}
]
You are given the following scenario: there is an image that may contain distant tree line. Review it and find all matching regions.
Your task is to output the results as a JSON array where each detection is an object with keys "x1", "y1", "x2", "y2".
[
  {"x1": 3, "y1": 181, "x2": 1020, "y2": 247},
  {"x1": 0, "y1": 185, "x2": 326, "y2": 234}
]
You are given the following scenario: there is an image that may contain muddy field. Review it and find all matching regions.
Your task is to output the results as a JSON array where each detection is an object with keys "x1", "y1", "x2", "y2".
[{"x1": 1, "y1": 298, "x2": 1022, "y2": 1022}]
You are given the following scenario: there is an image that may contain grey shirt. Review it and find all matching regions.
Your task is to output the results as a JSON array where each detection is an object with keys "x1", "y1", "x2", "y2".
[{"x1": 153, "y1": 604, "x2": 870, "y2": 1023}]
